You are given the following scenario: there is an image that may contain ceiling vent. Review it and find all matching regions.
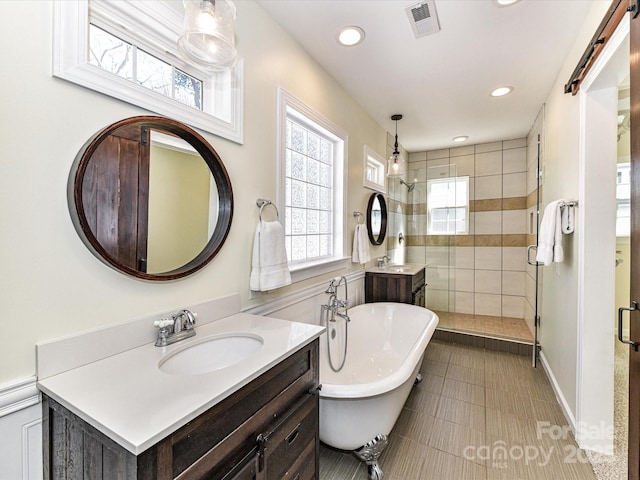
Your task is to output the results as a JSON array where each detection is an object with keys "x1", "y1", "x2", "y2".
[{"x1": 406, "y1": 0, "x2": 440, "y2": 38}]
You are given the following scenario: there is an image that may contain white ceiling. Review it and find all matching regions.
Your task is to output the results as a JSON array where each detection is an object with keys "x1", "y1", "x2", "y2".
[{"x1": 256, "y1": 0, "x2": 598, "y2": 152}]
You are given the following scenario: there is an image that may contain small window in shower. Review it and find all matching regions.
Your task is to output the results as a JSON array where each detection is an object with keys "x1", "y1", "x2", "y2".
[{"x1": 427, "y1": 176, "x2": 469, "y2": 235}]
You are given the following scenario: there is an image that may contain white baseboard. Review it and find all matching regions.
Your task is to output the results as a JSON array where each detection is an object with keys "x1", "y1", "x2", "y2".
[{"x1": 538, "y1": 351, "x2": 577, "y2": 434}]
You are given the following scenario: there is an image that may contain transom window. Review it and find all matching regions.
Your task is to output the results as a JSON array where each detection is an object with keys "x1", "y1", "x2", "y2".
[
  {"x1": 278, "y1": 88, "x2": 347, "y2": 278},
  {"x1": 427, "y1": 176, "x2": 470, "y2": 235},
  {"x1": 89, "y1": 25, "x2": 203, "y2": 110},
  {"x1": 53, "y1": 0, "x2": 243, "y2": 143}
]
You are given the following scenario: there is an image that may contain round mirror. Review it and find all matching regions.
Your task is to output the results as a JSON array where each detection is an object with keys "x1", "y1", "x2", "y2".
[
  {"x1": 68, "y1": 116, "x2": 233, "y2": 281},
  {"x1": 366, "y1": 192, "x2": 387, "y2": 245}
]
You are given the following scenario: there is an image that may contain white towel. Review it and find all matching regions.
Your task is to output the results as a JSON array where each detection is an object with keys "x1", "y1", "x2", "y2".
[
  {"x1": 536, "y1": 200, "x2": 564, "y2": 266},
  {"x1": 250, "y1": 220, "x2": 291, "y2": 291},
  {"x1": 561, "y1": 203, "x2": 575, "y2": 234},
  {"x1": 352, "y1": 224, "x2": 371, "y2": 264}
]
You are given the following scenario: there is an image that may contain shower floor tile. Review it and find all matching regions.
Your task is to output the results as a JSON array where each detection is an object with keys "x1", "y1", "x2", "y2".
[
  {"x1": 319, "y1": 340, "x2": 597, "y2": 480},
  {"x1": 435, "y1": 311, "x2": 534, "y2": 342}
]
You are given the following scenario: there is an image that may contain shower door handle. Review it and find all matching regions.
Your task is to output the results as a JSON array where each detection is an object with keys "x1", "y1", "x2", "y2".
[
  {"x1": 618, "y1": 302, "x2": 639, "y2": 351},
  {"x1": 526, "y1": 245, "x2": 542, "y2": 266}
]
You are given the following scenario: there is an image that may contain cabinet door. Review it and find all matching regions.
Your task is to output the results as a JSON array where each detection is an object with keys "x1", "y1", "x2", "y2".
[{"x1": 222, "y1": 450, "x2": 264, "y2": 480}]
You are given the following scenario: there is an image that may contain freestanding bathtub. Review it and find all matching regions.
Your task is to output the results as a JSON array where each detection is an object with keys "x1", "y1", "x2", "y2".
[{"x1": 319, "y1": 302, "x2": 439, "y2": 478}]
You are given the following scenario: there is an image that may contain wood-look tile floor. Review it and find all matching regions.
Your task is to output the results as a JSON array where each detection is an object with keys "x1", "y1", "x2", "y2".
[{"x1": 319, "y1": 340, "x2": 597, "y2": 480}]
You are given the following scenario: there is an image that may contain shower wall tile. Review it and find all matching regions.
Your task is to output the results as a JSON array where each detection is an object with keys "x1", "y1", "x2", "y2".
[
  {"x1": 503, "y1": 147, "x2": 526, "y2": 174},
  {"x1": 475, "y1": 141, "x2": 503, "y2": 153},
  {"x1": 426, "y1": 246, "x2": 451, "y2": 268},
  {"x1": 502, "y1": 197, "x2": 527, "y2": 210},
  {"x1": 475, "y1": 270, "x2": 501, "y2": 294},
  {"x1": 474, "y1": 175, "x2": 502, "y2": 200},
  {"x1": 503, "y1": 138, "x2": 527, "y2": 150},
  {"x1": 474, "y1": 211, "x2": 502, "y2": 235},
  {"x1": 502, "y1": 247, "x2": 526, "y2": 271},
  {"x1": 454, "y1": 268, "x2": 475, "y2": 292},
  {"x1": 502, "y1": 210, "x2": 526, "y2": 234},
  {"x1": 455, "y1": 292, "x2": 475, "y2": 314},
  {"x1": 428, "y1": 149, "x2": 450, "y2": 160},
  {"x1": 502, "y1": 295, "x2": 524, "y2": 318},
  {"x1": 427, "y1": 163, "x2": 453, "y2": 178},
  {"x1": 427, "y1": 288, "x2": 450, "y2": 311},
  {"x1": 475, "y1": 293, "x2": 502, "y2": 316},
  {"x1": 409, "y1": 151, "x2": 427, "y2": 162},
  {"x1": 503, "y1": 172, "x2": 526, "y2": 198},
  {"x1": 406, "y1": 246, "x2": 426, "y2": 264},
  {"x1": 427, "y1": 267, "x2": 450, "y2": 290},
  {"x1": 450, "y1": 154, "x2": 474, "y2": 177},
  {"x1": 453, "y1": 247, "x2": 475, "y2": 269},
  {"x1": 450, "y1": 145, "x2": 475, "y2": 157},
  {"x1": 502, "y1": 271, "x2": 525, "y2": 296},
  {"x1": 475, "y1": 151, "x2": 503, "y2": 177},
  {"x1": 526, "y1": 162, "x2": 539, "y2": 195},
  {"x1": 475, "y1": 247, "x2": 501, "y2": 270}
]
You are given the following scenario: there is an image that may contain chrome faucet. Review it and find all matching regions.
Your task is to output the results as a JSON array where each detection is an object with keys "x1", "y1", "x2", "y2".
[
  {"x1": 377, "y1": 255, "x2": 391, "y2": 268},
  {"x1": 323, "y1": 276, "x2": 350, "y2": 323},
  {"x1": 154, "y1": 309, "x2": 197, "y2": 347}
]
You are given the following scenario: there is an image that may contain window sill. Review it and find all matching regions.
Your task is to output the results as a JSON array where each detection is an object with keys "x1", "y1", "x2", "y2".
[{"x1": 289, "y1": 257, "x2": 351, "y2": 283}]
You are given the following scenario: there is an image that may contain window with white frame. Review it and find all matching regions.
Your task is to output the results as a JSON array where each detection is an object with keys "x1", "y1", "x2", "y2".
[
  {"x1": 427, "y1": 176, "x2": 470, "y2": 235},
  {"x1": 278, "y1": 89, "x2": 347, "y2": 277},
  {"x1": 53, "y1": 0, "x2": 243, "y2": 143},
  {"x1": 617, "y1": 162, "x2": 630, "y2": 237}
]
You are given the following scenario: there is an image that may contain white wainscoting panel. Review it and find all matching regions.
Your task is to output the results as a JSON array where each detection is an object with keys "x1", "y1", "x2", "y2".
[{"x1": 0, "y1": 377, "x2": 42, "y2": 480}]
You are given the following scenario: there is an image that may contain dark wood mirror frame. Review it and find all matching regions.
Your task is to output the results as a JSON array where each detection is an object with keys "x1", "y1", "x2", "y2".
[
  {"x1": 366, "y1": 192, "x2": 387, "y2": 246},
  {"x1": 68, "y1": 116, "x2": 233, "y2": 281}
]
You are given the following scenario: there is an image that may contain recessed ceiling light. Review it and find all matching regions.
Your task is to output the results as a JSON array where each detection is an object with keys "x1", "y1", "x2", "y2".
[
  {"x1": 491, "y1": 86, "x2": 514, "y2": 97},
  {"x1": 337, "y1": 26, "x2": 365, "y2": 47},
  {"x1": 496, "y1": 0, "x2": 521, "y2": 5},
  {"x1": 453, "y1": 136, "x2": 469, "y2": 143}
]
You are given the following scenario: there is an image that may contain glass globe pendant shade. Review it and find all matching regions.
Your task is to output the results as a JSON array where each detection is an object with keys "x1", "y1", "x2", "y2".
[
  {"x1": 177, "y1": 0, "x2": 238, "y2": 72},
  {"x1": 387, "y1": 152, "x2": 406, "y2": 177}
]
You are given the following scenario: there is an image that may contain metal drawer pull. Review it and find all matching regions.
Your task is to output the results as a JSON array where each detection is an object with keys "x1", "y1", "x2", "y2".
[{"x1": 286, "y1": 423, "x2": 301, "y2": 445}]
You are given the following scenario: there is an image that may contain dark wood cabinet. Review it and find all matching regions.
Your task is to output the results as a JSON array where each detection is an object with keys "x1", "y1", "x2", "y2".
[
  {"x1": 365, "y1": 267, "x2": 426, "y2": 306},
  {"x1": 43, "y1": 340, "x2": 320, "y2": 480}
]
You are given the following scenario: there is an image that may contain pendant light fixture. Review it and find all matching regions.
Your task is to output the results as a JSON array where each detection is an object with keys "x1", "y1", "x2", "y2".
[
  {"x1": 177, "y1": 0, "x2": 238, "y2": 72},
  {"x1": 387, "y1": 114, "x2": 406, "y2": 177}
]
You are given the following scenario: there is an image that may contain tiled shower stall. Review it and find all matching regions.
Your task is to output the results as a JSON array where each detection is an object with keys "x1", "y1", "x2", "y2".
[{"x1": 387, "y1": 137, "x2": 539, "y2": 339}]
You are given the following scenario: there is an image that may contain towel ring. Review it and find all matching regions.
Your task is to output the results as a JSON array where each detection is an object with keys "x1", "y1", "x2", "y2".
[
  {"x1": 257, "y1": 198, "x2": 279, "y2": 221},
  {"x1": 353, "y1": 211, "x2": 364, "y2": 224}
]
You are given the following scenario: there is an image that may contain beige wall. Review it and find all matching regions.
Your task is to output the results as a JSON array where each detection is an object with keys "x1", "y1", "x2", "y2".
[
  {"x1": 147, "y1": 145, "x2": 211, "y2": 273},
  {"x1": 0, "y1": 1, "x2": 387, "y2": 385},
  {"x1": 538, "y1": 1, "x2": 612, "y2": 417}
]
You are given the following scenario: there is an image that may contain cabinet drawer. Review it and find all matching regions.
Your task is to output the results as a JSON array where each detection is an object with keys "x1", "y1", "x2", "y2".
[
  {"x1": 264, "y1": 393, "x2": 317, "y2": 480},
  {"x1": 282, "y1": 440, "x2": 316, "y2": 480}
]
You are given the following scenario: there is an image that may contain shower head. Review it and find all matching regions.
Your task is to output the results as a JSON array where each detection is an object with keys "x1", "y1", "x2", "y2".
[{"x1": 399, "y1": 179, "x2": 416, "y2": 193}]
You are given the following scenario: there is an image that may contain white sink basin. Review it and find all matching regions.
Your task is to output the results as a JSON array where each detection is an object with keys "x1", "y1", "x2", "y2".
[{"x1": 159, "y1": 334, "x2": 264, "y2": 376}]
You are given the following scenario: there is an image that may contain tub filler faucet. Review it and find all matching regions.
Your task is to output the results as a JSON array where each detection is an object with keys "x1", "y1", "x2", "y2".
[{"x1": 154, "y1": 309, "x2": 197, "y2": 347}]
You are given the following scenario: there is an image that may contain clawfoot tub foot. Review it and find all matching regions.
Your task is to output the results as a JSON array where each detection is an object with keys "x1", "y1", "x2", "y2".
[{"x1": 354, "y1": 434, "x2": 388, "y2": 480}]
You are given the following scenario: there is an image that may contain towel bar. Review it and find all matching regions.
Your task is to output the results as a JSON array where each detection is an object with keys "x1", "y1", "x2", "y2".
[{"x1": 256, "y1": 198, "x2": 279, "y2": 221}]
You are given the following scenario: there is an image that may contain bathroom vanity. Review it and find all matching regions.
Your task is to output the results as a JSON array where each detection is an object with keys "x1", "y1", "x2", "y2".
[
  {"x1": 37, "y1": 305, "x2": 323, "y2": 480},
  {"x1": 365, "y1": 264, "x2": 426, "y2": 307}
]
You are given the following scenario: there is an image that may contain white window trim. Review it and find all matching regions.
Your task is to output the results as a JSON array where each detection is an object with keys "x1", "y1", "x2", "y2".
[
  {"x1": 363, "y1": 145, "x2": 387, "y2": 192},
  {"x1": 426, "y1": 175, "x2": 470, "y2": 235},
  {"x1": 53, "y1": 0, "x2": 244, "y2": 144},
  {"x1": 276, "y1": 87, "x2": 349, "y2": 282}
]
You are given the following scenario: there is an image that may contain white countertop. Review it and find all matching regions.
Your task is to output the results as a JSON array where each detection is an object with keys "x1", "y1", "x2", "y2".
[
  {"x1": 366, "y1": 263, "x2": 425, "y2": 275},
  {"x1": 37, "y1": 313, "x2": 324, "y2": 455}
]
